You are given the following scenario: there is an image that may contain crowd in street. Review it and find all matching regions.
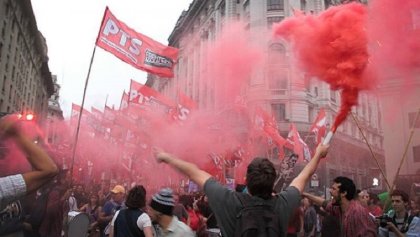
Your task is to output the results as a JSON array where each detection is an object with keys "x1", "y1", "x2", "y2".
[{"x1": 1, "y1": 116, "x2": 420, "y2": 237}]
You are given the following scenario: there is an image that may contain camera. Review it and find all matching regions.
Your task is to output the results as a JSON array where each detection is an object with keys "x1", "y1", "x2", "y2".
[{"x1": 376, "y1": 214, "x2": 393, "y2": 228}]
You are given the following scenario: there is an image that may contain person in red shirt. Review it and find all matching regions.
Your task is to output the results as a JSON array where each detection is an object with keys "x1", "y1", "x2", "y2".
[
  {"x1": 368, "y1": 192, "x2": 383, "y2": 217},
  {"x1": 304, "y1": 176, "x2": 378, "y2": 237},
  {"x1": 185, "y1": 196, "x2": 205, "y2": 232}
]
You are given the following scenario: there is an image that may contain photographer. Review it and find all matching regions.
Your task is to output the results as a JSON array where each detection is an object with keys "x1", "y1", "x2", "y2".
[{"x1": 378, "y1": 190, "x2": 418, "y2": 237}]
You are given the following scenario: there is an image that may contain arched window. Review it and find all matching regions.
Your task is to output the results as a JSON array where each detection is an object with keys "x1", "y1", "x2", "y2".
[
  {"x1": 267, "y1": 0, "x2": 284, "y2": 11},
  {"x1": 267, "y1": 43, "x2": 288, "y2": 91},
  {"x1": 268, "y1": 43, "x2": 286, "y2": 65}
]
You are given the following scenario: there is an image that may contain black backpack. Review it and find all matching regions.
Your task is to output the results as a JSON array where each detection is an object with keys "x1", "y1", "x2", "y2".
[{"x1": 234, "y1": 193, "x2": 281, "y2": 237}]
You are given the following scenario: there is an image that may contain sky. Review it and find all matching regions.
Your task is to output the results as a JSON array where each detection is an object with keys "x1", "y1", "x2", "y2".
[{"x1": 31, "y1": 0, "x2": 193, "y2": 118}]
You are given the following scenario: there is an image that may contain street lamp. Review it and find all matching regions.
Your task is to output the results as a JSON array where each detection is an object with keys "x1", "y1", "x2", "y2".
[{"x1": 25, "y1": 113, "x2": 34, "y2": 121}]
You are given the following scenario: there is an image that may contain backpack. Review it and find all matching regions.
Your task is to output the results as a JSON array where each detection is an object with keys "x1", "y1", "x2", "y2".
[{"x1": 234, "y1": 193, "x2": 281, "y2": 237}]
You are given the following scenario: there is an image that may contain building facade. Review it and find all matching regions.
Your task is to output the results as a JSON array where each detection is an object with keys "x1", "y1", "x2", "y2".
[
  {"x1": 0, "y1": 0, "x2": 54, "y2": 122},
  {"x1": 46, "y1": 74, "x2": 64, "y2": 145},
  {"x1": 377, "y1": 69, "x2": 420, "y2": 191},
  {"x1": 148, "y1": 0, "x2": 385, "y2": 191}
]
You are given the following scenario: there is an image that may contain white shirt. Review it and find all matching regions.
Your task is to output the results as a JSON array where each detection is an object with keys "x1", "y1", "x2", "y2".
[
  {"x1": 111, "y1": 210, "x2": 152, "y2": 230},
  {"x1": 0, "y1": 174, "x2": 27, "y2": 210},
  {"x1": 68, "y1": 195, "x2": 78, "y2": 211},
  {"x1": 153, "y1": 216, "x2": 195, "y2": 237}
]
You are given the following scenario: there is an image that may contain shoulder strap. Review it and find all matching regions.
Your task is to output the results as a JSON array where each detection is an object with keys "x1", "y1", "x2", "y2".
[
  {"x1": 236, "y1": 193, "x2": 254, "y2": 208},
  {"x1": 124, "y1": 209, "x2": 143, "y2": 237}
]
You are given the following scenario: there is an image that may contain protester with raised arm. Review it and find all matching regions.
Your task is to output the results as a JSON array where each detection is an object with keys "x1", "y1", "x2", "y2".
[
  {"x1": 153, "y1": 143, "x2": 329, "y2": 237},
  {"x1": 0, "y1": 115, "x2": 58, "y2": 210}
]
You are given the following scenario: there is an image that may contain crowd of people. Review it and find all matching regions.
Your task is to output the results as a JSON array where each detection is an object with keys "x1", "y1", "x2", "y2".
[{"x1": 1, "y1": 117, "x2": 420, "y2": 237}]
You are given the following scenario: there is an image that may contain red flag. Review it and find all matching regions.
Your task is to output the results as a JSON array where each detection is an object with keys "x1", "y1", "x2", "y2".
[
  {"x1": 71, "y1": 103, "x2": 91, "y2": 124},
  {"x1": 129, "y1": 79, "x2": 176, "y2": 112},
  {"x1": 171, "y1": 91, "x2": 197, "y2": 121},
  {"x1": 310, "y1": 108, "x2": 327, "y2": 144},
  {"x1": 254, "y1": 107, "x2": 287, "y2": 147},
  {"x1": 90, "y1": 107, "x2": 105, "y2": 134},
  {"x1": 120, "y1": 91, "x2": 129, "y2": 111},
  {"x1": 102, "y1": 105, "x2": 116, "y2": 128},
  {"x1": 253, "y1": 107, "x2": 289, "y2": 159},
  {"x1": 96, "y1": 7, "x2": 178, "y2": 78},
  {"x1": 287, "y1": 124, "x2": 303, "y2": 161},
  {"x1": 288, "y1": 124, "x2": 311, "y2": 162},
  {"x1": 91, "y1": 107, "x2": 103, "y2": 121}
]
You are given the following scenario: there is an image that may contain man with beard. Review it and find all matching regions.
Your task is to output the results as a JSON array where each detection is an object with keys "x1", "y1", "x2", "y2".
[{"x1": 303, "y1": 176, "x2": 377, "y2": 237}]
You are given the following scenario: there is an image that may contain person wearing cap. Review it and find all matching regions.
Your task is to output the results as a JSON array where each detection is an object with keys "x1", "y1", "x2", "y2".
[
  {"x1": 99, "y1": 185, "x2": 125, "y2": 237},
  {"x1": 148, "y1": 188, "x2": 194, "y2": 237}
]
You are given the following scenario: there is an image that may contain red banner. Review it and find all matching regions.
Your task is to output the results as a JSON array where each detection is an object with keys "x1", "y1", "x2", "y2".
[
  {"x1": 171, "y1": 91, "x2": 197, "y2": 121},
  {"x1": 71, "y1": 103, "x2": 91, "y2": 124},
  {"x1": 129, "y1": 79, "x2": 176, "y2": 111},
  {"x1": 96, "y1": 7, "x2": 179, "y2": 78},
  {"x1": 120, "y1": 91, "x2": 129, "y2": 111},
  {"x1": 91, "y1": 107, "x2": 103, "y2": 121},
  {"x1": 310, "y1": 108, "x2": 327, "y2": 144}
]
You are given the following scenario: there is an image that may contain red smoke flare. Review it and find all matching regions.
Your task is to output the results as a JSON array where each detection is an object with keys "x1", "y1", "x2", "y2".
[{"x1": 273, "y1": 3, "x2": 372, "y2": 132}]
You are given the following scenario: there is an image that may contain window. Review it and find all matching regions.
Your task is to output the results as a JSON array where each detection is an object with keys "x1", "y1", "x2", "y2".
[
  {"x1": 413, "y1": 145, "x2": 420, "y2": 163},
  {"x1": 219, "y1": 0, "x2": 226, "y2": 17},
  {"x1": 268, "y1": 73, "x2": 287, "y2": 90},
  {"x1": 267, "y1": 0, "x2": 284, "y2": 11},
  {"x1": 268, "y1": 43, "x2": 286, "y2": 62},
  {"x1": 330, "y1": 90, "x2": 336, "y2": 102},
  {"x1": 271, "y1": 103, "x2": 286, "y2": 121},
  {"x1": 301, "y1": 0, "x2": 307, "y2": 11},
  {"x1": 409, "y1": 111, "x2": 420, "y2": 128},
  {"x1": 267, "y1": 16, "x2": 284, "y2": 28},
  {"x1": 314, "y1": 87, "x2": 318, "y2": 97},
  {"x1": 0, "y1": 42, "x2": 3, "y2": 59},
  {"x1": 1, "y1": 21, "x2": 6, "y2": 39},
  {"x1": 351, "y1": 124, "x2": 356, "y2": 137},
  {"x1": 308, "y1": 106, "x2": 314, "y2": 123}
]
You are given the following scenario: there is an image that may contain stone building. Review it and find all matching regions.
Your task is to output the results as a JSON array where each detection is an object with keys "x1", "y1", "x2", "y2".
[
  {"x1": 46, "y1": 74, "x2": 64, "y2": 145},
  {"x1": 147, "y1": 0, "x2": 385, "y2": 191},
  {"x1": 0, "y1": 0, "x2": 54, "y2": 122}
]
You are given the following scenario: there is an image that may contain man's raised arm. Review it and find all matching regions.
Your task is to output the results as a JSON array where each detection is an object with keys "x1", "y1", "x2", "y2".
[
  {"x1": 0, "y1": 116, "x2": 58, "y2": 209},
  {"x1": 302, "y1": 192, "x2": 326, "y2": 207},
  {"x1": 153, "y1": 148, "x2": 212, "y2": 188},
  {"x1": 289, "y1": 143, "x2": 329, "y2": 193}
]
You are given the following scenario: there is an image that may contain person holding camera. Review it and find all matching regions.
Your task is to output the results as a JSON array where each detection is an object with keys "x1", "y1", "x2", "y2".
[{"x1": 378, "y1": 190, "x2": 419, "y2": 237}]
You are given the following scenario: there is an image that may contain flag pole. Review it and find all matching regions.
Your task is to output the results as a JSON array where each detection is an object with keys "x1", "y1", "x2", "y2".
[
  {"x1": 390, "y1": 108, "x2": 420, "y2": 191},
  {"x1": 70, "y1": 46, "x2": 98, "y2": 185},
  {"x1": 350, "y1": 112, "x2": 391, "y2": 190},
  {"x1": 69, "y1": 7, "x2": 107, "y2": 185}
]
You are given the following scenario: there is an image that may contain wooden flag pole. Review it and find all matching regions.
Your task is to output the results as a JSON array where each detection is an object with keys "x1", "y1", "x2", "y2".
[
  {"x1": 390, "y1": 108, "x2": 420, "y2": 191},
  {"x1": 351, "y1": 112, "x2": 391, "y2": 190},
  {"x1": 70, "y1": 46, "x2": 97, "y2": 185}
]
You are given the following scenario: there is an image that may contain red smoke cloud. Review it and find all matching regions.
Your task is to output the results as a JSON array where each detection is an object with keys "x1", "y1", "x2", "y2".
[
  {"x1": 273, "y1": 3, "x2": 372, "y2": 132},
  {"x1": 367, "y1": 0, "x2": 420, "y2": 86}
]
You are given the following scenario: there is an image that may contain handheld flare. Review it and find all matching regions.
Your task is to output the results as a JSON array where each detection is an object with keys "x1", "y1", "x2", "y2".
[{"x1": 322, "y1": 131, "x2": 334, "y2": 145}]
